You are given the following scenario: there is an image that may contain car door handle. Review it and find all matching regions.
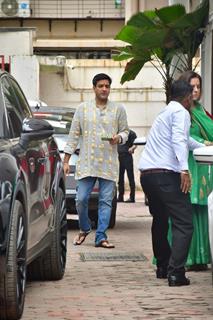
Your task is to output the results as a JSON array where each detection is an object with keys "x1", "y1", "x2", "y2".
[
  {"x1": 38, "y1": 157, "x2": 48, "y2": 164},
  {"x1": 28, "y1": 157, "x2": 36, "y2": 173}
]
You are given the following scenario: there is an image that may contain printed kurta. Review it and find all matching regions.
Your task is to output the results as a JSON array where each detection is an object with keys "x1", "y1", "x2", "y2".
[{"x1": 64, "y1": 100, "x2": 129, "y2": 182}]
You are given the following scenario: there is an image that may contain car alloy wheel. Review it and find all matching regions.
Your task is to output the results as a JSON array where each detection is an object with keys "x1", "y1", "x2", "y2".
[{"x1": 0, "y1": 200, "x2": 27, "y2": 320}]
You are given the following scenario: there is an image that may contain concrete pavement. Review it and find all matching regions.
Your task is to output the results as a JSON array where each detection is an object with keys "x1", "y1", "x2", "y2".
[{"x1": 22, "y1": 192, "x2": 213, "y2": 320}]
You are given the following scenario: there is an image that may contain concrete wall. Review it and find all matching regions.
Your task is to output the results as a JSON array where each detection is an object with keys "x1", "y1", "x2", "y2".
[
  {"x1": 125, "y1": 0, "x2": 168, "y2": 21},
  {"x1": 11, "y1": 55, "x2": 39, "y2": 101},
  {"x1": 0, "y1": 28, "x2": 35, "y2": 62},
  {"x1": 30, "y1": 0, "x2": 125, "y2": 18},
  {"x1": 202, "y1": 4, "x2": 213, "y2": 115},
  {"x1": 0, "y1": 28, "x2": 40, "y2": 101}
]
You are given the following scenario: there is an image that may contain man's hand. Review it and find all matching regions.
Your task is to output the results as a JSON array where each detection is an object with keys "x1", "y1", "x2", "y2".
[
  {"x1": 63, "y1": 153, "x2": 71, "y2": 175},
  {"x1": 180, "y1": 171, "x2": 191, "y2": 193},
  {"x1": 204, "y1": 141, "x2": 213, "y2": 146},
  {"x1": 63, "y1": 162, "x2": 70, "y2": 175},
  {"x1": 110, "y1": 134, "x2": 121, "y2": 145},
  {"x1": 128, "y1": 146, "x2": 136, "y2": 154}
]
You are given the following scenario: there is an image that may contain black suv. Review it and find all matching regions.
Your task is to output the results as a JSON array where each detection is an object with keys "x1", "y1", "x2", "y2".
[{"x1": 0, "y1": 71, "x2": 67, "y2": 320}]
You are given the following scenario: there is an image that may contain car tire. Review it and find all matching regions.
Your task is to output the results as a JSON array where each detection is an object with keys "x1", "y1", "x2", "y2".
[
  {"x1": 28, "y1": 187, "x2": 67, "y2": 281},
  {"x1": 0, "y1": 200, "x2": 27, "y2": 320}
]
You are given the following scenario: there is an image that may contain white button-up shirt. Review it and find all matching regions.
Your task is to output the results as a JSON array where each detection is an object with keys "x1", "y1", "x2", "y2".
[{"x1": 138, "y1": 100, "x2": 204, "y2": 172}]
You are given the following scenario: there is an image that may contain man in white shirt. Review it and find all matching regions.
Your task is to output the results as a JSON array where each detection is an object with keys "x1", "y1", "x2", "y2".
[{"x1": 139, "y1": 80, "x2": 204, "y2": 287}]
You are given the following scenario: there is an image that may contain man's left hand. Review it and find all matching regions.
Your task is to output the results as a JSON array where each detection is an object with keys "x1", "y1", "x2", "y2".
[{"x1": 180, "y1": 171, "x2": 191, "y2": 193}]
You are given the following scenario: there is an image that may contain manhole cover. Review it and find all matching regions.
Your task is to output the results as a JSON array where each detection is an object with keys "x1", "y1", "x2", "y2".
[{"x1": 79, "y1": 252, "x2": 147, "y2": 262}]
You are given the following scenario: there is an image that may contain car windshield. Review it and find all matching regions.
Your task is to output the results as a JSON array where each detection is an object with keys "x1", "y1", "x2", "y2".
[{"x1": 34, "y1": 113, "x2": 72, "y2": 134}]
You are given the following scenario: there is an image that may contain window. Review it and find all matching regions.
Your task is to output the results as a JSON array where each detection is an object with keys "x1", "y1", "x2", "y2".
[
  {"x1": 10, "y1": 78, "x2": 32, "y2": 120},
  {"x1": 1, "y1": 76, "x2": 32, "y2": 138}
]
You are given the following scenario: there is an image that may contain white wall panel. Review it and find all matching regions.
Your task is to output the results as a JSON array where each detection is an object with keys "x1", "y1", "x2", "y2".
[{"x1": 10, "y1": 55, "x2": 39, "y2": 101}]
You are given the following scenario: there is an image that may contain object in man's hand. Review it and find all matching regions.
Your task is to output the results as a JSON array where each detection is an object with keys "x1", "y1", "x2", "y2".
[{"x1": 101, "y1": 135, "x2": 113, "y2": 141}]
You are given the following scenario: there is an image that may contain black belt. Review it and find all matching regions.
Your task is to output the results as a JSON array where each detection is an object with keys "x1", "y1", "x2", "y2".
[{"x1": 140, "y1": 169, "x2": 175, "y2": 176}]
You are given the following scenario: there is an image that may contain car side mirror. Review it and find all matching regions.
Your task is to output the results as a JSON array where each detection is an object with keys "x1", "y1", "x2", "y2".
[{"x1": 19, "y1": 118, "x2": 54, "y2": 147}]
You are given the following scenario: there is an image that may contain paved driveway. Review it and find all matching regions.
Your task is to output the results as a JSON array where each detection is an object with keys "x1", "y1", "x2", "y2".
[{"x1": 23, "y1": 192, "x2": 213, "y2": 320}]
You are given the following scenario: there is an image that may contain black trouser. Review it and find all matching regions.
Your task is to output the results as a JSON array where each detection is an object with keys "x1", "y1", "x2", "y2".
[
  {"x1": 118, "y1": 153, "x2": 135, "y2": 199},
  {"x1": 140, "y1": 171, "x2": 193, "y2": 276}
]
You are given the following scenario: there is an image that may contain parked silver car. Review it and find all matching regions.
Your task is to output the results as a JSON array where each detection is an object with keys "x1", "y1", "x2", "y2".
[{"x1": 33, "y1": 107, "x2": 117, "y2": 228}]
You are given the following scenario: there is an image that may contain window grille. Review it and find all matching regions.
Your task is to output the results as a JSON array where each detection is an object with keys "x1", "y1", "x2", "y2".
[{"x1": 30, "y1": 0, "x2": 125, "y2": 19}]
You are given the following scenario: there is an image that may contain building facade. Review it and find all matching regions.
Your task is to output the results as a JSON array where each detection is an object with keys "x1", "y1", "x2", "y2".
[{"x1": 0, "y1": 0, "x2": 211, "y2": 187}]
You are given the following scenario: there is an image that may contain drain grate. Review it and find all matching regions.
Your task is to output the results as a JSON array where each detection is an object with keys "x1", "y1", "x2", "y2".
[{"x1": 79, "y1": 252, "x2": 147, "y2": 262}]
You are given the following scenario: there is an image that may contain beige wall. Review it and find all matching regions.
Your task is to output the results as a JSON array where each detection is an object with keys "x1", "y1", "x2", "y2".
[
  {"x1": 0, "y1": 0, "x2": 169, "y2": 43},
  {"x1": 125, "y1": 0, "x2": 168, "y2": 21},
  {"x1": 17, "y1": 19, "x2": 124, "y2": 39},
  {"x1": 141, "y1": 0, "x2": 168, "y2": 10},
  {"x1": 202, "y1": 6, "x2": 213, "y2": 115},
  {"x1": 30, "y1": 0, "x2": 125, "y2": 18},
  {"x1": 11, "y1": 55, "x2": 39, "y2": 100},
  {"x1": 0, "y1": 29, "x2": 34, "y2": 61}
]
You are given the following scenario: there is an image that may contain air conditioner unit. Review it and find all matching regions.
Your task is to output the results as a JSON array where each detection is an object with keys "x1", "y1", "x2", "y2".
[{"x1": 0, "y1": 0, "x2": 30, "y2": 18}]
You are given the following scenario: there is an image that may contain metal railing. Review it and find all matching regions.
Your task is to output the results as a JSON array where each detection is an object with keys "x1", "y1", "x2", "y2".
[{"x1": 30, "y1": 0, "x2": 125, "y2": 19}]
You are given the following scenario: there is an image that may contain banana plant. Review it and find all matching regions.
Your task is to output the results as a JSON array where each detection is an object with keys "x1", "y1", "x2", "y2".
[{"x1": 114, "y1": 0, "x2": 209, "y2": 103}]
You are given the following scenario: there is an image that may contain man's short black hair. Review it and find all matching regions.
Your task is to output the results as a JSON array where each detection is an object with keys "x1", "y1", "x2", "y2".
[
  {"x1": 170, "y1": 79, "x2": 193, "y2": 101},
  {"x1": 92, "y1": 73, "x2": 112, "y2": 86}
]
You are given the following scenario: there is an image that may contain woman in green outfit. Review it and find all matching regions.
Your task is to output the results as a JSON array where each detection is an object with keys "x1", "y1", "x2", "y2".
[{"x1": 178, "y1": 70, "x2": 213, "y2": 270}]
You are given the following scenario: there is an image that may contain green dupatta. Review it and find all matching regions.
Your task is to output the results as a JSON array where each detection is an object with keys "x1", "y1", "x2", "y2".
[
  {"x1": 191, "y1": 102, "x2": 213, "y2": 142},
  {"x1": 189, "y1": 102, "x2": 213, "y2": 205}
]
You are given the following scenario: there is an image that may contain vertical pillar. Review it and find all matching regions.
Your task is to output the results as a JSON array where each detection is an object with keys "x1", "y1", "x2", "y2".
[
  {"x1": 125, "y1": 0, "x2": 139, "y2": 23},
  {"x1": 138, "y1": 0, "x2": 145, "y2": 11},
  {"x1": 201, "y1": 23, "x2": 213, "y2": 113}
]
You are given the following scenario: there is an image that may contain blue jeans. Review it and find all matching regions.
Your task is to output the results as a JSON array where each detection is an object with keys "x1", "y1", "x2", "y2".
[{"x1": 76, "y1": 177, "x2": 115, "y2": 245}]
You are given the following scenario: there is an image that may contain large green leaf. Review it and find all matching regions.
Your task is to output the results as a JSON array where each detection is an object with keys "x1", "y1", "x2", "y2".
[
  {"x1": 113, "y1": 47, "x2": 134, "y2": 61},
  {"x1": 154, "y1": 47, "x2": 179, "y2": 65},
  {"x1": 143, "y1": 10, "x2": 158, "y2": 21},
  {"x1": 170, "y1": 0, "x2": 209, "y2": 29},
  {"x1": 113, "y1": 43, "x2": 151, "y2": 63},
  {"x1": 113, "y1": 52, "x2": 133, "y2": 61},
  {"x1": 127, "y1": 11, "x2": 156, "y2": 29},
  {"x1": 120, "y1": 59, "x2": 148, "y2": 84},
  {"x1": 132, "y1": 49, "x2": 151, "y2": 62},
  {"x1": 115, "y1": 25, "x2": 141, "y2": 44},
  {"x1": 133, "y1": 29, "x2": 168, "y2": 51},
  {"x1": 178, "y1": 30, "x2": 205, "y2": 57},
  {"x1": 170, "y1": 1, "x2": 208, "y2": 59},
  {"x1": 155, "y1": 4, "x2": 186, "y2": 25},
  {"x1": 116, "y1": 0, "x2": 209, "y2": 97}
]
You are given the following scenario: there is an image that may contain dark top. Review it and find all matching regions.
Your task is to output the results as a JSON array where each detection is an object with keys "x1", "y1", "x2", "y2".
[{"x1": 118, "y1": 129, "x2": 137, "y2": 154}]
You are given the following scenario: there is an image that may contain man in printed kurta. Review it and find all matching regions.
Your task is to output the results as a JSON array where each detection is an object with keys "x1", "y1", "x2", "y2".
[{"x1": 63, "y1": 73, "x2": 129, "y2": 248}]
